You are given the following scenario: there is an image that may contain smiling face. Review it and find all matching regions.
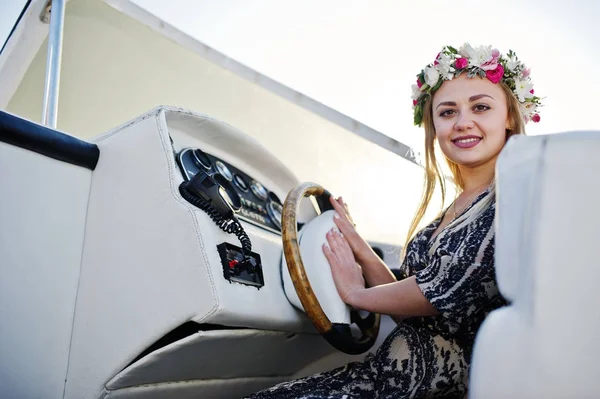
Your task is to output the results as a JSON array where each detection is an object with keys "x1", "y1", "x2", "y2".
[{"x1": 432, "y1": 74, "x2": 510, "y2": 168}]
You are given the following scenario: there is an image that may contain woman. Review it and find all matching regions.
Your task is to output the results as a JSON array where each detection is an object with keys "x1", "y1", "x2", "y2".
[{"x1": 248, "y1": 44, "x2": 542, "y2": 398}]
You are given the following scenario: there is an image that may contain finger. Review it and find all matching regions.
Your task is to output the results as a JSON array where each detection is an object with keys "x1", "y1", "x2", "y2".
[
  {"x1": 337, "y1": 196, "x2": 349, "y2": 211},
  {"x1": 333, "y1": 213, "x2": 356, "y2": 237},
  {"x1": 337, "y1": 197, "x2": 355, "y2": 222},
  {"x1": 329, "y1": 195, "x2": 339, "y2": 208},
  {"x1": 330, "y1": 199, "x2": 355, "y2": 227},
  {"x1": 328, "y1": 230, "x2": 355, "y2": 264},
  {"x1": 329, "y1": 198, "x2": 347, "y2": 217},
  {"x1": 332, "y1": 229, "x2": 350, "y2": 249},
  {"x1": 326, "y1": 229, "x2": 343, "y2": 251},
  {"x1": 322, "y1": 243, "x2": 338, "y2": 266},
  {"x1": 329, "y1": 196, "x2": 347, "y2": 215}
]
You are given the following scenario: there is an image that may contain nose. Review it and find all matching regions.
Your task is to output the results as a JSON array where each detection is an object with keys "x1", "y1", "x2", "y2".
[{"x1": 454, "y1": 112, "x2": 474, "y2": 131}]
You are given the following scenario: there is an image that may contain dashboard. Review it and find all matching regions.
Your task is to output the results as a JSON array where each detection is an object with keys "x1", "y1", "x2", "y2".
[{"x1": 177, "y1": 147, "x2": 284, "y2": 235}]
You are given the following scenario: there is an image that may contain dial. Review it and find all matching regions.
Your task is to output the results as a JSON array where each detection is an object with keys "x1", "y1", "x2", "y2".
[
  {"x1": 233, "y1": 174, "x2": 249, "y2": 192},
  {"x1": 250, "y1": 180, "x2": 268, "y2": 201},
  {"x1": 192, "y1": 148, "x2": 212, "y2": 169},
  {"x1": 267, "y1": 200, "x2": 283, "y2": 229},
  {"x1": 215, "y1": 160, "x2": 233, "y2": 181}
]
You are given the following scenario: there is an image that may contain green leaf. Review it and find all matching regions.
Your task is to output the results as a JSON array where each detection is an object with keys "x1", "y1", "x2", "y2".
[{"x1": 414, "y1": 105, "x2": 423, "y2": 126}]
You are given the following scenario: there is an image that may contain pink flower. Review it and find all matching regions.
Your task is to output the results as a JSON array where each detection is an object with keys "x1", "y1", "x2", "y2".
[
  {"x1": 530, "y1": 89, "x2": 534, "y2": 94},
  {"x1": 434, "y1": 52, "x2": 441, "y2": 65},
  {"x1": 413, "y1": 99, "x2": 418, "y2": 106},
  {"x1": 481, "y1": 49, "x2": 501, "y2": 71},
  {"x1": 417, "y1": 79, "x2": 423, "y2": 89},
  {"x1": 522, "y1": 68, "x2": 531, "y2": 78},
  {"x1": 485, "y1": 65, "x2": 504, "y2": 84},
  {"x1": 491, "y1": 49, "x2": 500, "y2": 64},
  {"x1": 532, "y1": 113, "x2": 541, "y2": 123},
  {"x1": 455, "y1": 58, "x2": 468, "y2": 69}
]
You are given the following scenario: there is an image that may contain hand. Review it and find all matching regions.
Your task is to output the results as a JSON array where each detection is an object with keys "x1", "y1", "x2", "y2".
[
  {"x1": 322, "y1": 228, "x2": 365, "y2": 305},
  {"x1": 328, "y1": 196, "x2": 373, "y2": 266}
]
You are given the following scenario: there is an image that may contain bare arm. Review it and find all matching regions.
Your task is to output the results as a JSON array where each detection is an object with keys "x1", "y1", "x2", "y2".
[
  {"x1": 323, "y1": 228, "x2": 438, "y2": 320},
  {"x1": 344, "y1": 276, "x2": 438, "y2": 318}
]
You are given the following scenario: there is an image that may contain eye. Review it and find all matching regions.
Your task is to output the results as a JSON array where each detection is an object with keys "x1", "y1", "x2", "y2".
[
  {"x1": 473, "y1": 104, "x2": 491, "y2": 112},
  {"x1": 439, "y1": 109, "x2": 455, "y2": 117}
]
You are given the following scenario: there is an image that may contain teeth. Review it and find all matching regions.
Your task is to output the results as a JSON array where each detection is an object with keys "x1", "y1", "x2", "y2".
[{"x1": 456, "y1": 138, "x2": 480, "y2": 143}]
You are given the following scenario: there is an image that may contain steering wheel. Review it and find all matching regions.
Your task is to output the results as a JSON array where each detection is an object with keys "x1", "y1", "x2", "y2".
[{"x1": 282, "y1": 182, "x2": 380, "y2": 355}]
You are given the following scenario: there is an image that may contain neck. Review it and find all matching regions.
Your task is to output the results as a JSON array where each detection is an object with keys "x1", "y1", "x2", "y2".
[{"x1": 458, "y1": 157, "x2": 496, "y2": 194}]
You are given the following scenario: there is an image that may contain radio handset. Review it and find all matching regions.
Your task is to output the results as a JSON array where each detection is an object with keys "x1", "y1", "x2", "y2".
[{"x1": 179, "y1": 171, "x2": 252, "y2": 258}]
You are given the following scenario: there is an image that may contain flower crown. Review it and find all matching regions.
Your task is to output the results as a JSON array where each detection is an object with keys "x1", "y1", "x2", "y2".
[{"x1": 412, "y1": 44, "x2": 542, "y2": 126}]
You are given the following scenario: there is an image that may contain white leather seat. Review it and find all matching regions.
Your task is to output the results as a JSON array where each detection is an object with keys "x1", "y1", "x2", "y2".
[{"x1": 470, "y1": 131, "x2": 600, "y2": 399}]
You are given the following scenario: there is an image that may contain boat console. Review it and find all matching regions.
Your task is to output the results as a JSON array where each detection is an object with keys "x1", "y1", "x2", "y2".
[{"x1": 0, "y1": 106, "x2": 398, "y2": 399}]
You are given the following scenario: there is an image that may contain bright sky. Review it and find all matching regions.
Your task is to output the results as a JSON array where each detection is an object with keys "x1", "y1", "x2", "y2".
[
  {"x1": 130, "y1": 0, "x2": 600, "y2": 152},
  {"x1": 2, "y1": 0, "x2": 598, "y2": 150}
]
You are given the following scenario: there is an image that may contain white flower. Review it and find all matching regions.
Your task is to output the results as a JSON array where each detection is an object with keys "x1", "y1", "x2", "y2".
[
  {"x1": 459, "y1": 43, "x2": 493, "y2": 68},
  {"x1": 411, "y1": 84, "x2": 421, "y2": 101},
  {"x1": 506, "y1": 58, "x2": 519, "y2": 72},
  {"x1": 519, "y1": 101, "x2": 535, "y2": 121},
  {"x1": 435, "y1": 52, "x2": 455, "y2": 79},
  {"x1": 514, "y1": 79, "x2": 534, "y2": 102},
  {"x1": 424, "y1": 66, "x2": 440, "y2": 87}
]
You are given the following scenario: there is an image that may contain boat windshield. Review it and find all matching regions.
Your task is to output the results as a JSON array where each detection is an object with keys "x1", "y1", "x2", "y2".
[{"x1": 0, "y1": 0, "x2": 28, "y2": 53}]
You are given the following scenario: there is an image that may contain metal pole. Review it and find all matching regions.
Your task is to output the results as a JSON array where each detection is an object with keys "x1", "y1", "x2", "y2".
[{"x1": 41, "y1": 0, "x2": 66, "y2": 128}]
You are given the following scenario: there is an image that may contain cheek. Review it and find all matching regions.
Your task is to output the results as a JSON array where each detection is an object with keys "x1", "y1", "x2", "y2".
[
  {"x1": 487, "y1": 114, "x2": 510, "y2": 142},
  {"x1": 433, "y1": 118, "x2": 452, "y2": 141}
]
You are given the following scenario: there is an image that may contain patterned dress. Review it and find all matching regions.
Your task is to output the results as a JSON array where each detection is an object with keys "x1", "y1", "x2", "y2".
[{"x1": 246, "y1": 188, "x2": 506, "y2": 399}]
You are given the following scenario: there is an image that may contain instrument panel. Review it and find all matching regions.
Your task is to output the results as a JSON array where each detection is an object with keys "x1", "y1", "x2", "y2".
[{"x1": 177, "y1": 148, "x2": 284, "y2": 234}]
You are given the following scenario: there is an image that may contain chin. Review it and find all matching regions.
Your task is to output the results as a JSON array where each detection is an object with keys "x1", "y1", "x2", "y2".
[
  {"x1": 448, "y1": 152, "x2": 497, "y2": 168},
  {"x1": 444, "y1": 143, "x2": 502, "y2": 167}
]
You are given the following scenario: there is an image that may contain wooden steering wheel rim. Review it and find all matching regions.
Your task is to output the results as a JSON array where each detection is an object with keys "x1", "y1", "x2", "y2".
[{"x1": 282, "y1": 182, "x2": 380, "y2": 355}]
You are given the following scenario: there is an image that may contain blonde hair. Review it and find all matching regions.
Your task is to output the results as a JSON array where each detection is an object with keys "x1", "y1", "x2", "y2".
[{"x1": 403, "y1": 81, "x2": 525, "y2": 253}]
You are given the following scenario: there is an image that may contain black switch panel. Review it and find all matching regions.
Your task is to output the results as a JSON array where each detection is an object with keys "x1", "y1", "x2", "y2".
[{"x1": 217, "y1": 242, "x2": 264, "y2": 289}]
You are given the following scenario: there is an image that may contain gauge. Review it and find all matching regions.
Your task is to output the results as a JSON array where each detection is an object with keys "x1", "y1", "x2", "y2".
[
  {"x1": 267, "y1": 200, "x2": 283, "y2": 229},
  {"x1": 215, "y1": 160, "x2": 232, "y2": 181},
  {"x1": 192, "y1": 148, "x2": 212, "y2": 169},
  {"x1": 250, "y1": 180, "x2": 268, "y2": 201},
  {"x1": 233, "y1": 174, "x2": 249, "y2": 192}
]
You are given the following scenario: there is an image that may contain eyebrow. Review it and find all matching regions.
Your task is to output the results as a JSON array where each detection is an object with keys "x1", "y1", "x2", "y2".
[{"x1": 435, "y1": 94, "x2": 495, "y2": 110}]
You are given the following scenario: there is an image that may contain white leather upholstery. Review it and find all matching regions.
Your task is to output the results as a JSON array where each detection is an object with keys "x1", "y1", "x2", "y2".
[
  {"x1": 62, "y1": 107, "x2": 332, "y2": 399},
  {"x1": 470, "y1": 131, "x2": 600, "y2": 399},
  {"x1": 103, "y1": 377, "x2": 290, "y2": 399},
  {"x1": 106, "y1": 329, "x2": 333, "y2": 390},
  {"x1": 0, "y1": 142, "x2": 92, "y2": 399},
  {"x1": 282, "y1": 210, "x2": 351, "y2": 324}
]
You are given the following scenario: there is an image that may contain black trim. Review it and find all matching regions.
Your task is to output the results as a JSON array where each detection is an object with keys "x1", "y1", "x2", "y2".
[
  {"x1": 0, "y1": 110, "x2": 100, "y2": 170},
  {"x1": 315, "y1": 189, "x2": 334, "y2": 213},
  {"x1": 1, "y1": 0, "x2": 32, "y2": 55}
]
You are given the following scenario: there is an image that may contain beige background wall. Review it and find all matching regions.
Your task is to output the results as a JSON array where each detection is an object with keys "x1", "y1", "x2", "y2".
[{"x1": 7, "y1": 0, "x2": 447, "y2": 244}]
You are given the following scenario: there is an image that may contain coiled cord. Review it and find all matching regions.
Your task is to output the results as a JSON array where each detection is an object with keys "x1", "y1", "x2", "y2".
[{"x1": 179, "y1": 181, "x2": 252, "y2": 257}]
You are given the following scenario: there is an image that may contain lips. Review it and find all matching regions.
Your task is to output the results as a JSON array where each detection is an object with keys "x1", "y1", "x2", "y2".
[{"x1": 452, "y1": 135, "x2": 482, "y2": 149}]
